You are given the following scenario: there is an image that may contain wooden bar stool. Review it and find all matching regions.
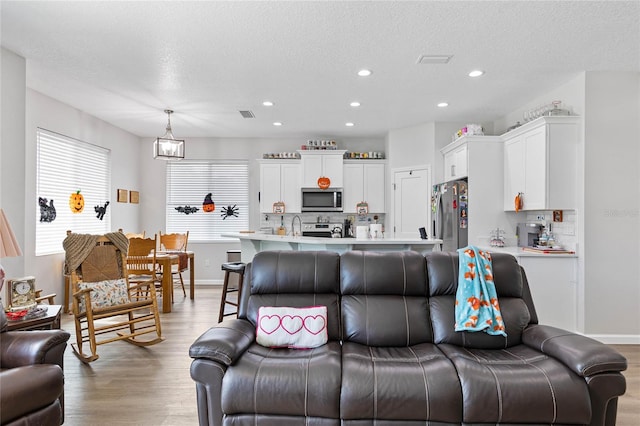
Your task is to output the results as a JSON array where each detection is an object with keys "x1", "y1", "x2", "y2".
[{"x1": 218, "y1": 262, "x2": 246, "y2": 323}]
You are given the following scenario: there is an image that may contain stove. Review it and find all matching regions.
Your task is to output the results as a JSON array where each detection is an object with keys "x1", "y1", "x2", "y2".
[{"x1": 301, "y1": 222, "x2": 343, "y2": 238}]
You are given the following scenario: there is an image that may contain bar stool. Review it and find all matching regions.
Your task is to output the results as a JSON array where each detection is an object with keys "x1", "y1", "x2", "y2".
[{"x1": 218, "y1": 261, "x2": 246, "y2": 323}]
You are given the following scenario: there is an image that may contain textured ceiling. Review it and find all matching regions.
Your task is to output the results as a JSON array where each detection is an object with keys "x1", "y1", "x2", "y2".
[{"x1": 1, "y1": 1, "x2": 639, "y2": 139}]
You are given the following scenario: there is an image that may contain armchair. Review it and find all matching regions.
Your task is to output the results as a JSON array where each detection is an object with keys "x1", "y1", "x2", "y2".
[{"x1": 0, "y1": 304, "x2": 70, "y2": 425}]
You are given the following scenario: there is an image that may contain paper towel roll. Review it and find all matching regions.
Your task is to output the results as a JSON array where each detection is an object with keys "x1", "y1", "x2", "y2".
[
  {"x1": 356, "y1": 226, "x2": 369, "y2": 240},
  {"x1": 369, "y1": 224, "x2": 383, "y2": 239}
]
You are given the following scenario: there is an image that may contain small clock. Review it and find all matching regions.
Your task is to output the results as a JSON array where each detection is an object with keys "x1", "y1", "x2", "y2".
[{"x1": 6, "y1": 276, "x2": 37, "y2": 312}]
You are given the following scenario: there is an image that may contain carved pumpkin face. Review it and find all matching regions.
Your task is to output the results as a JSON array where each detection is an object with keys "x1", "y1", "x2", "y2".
[
  {"x1": 202, "y1": 202, "x2": 215, "y2": 213},
  {"x1": 69, "y1": 190, "x2": 84, "y2": 213},
  {"x1": 317, "y1": 176, "x2": 331, "y2": 190}
]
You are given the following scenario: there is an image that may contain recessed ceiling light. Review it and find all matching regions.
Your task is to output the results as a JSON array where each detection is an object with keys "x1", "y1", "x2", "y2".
[
  {"x1": 350, "y1": 101, "x2": 361, "y2": 107},
  {"x1": 357, "y1": 69, "x2": 372, "y2": 77},
  {"x1": 273, "y1": 122, "x2": 282, "y2": 126},
  {"x1": 468, "y1": 70, "x2": 484, "y2": 77},
  {"x1": 262, "y1": 101, "x2": 274, "y2": 106},
  {"x1": 345, "y1": 122, "x2": 355, "y2": 127},
  {"x1": 437, "y1": 102, "x2": 449, "y2": 108}
]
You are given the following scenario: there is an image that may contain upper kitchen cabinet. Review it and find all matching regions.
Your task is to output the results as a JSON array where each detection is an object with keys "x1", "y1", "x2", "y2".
[
  {"x1": 299, "y1": 150, "x2": 346, "y2": 188},
  {"x1": 503, "y1": 116, "x2": 579, "y2": 211},
  {"x1": 259, "y1": 160, "x2": 301, "y2": 213},
  {"x1": 343, "y1": 161, "x2": 386, "y2": 213},
  {"x1": 442, "y1": 142, "x2": 468, "y2": 181}
]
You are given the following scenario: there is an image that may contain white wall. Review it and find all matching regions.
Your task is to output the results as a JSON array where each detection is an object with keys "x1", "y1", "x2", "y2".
[
  {"x1": 0, "y1": 48, "x2": 26, "y2": 290},
  {"x1": 583, "y1": 71, "x2": 640, "y2": 338}
]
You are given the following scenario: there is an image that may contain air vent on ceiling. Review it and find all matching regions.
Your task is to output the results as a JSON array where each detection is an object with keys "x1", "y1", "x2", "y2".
[
  {"x1": 239, "y1": 110, "x2": 255, "y2": 118},
  {"x1": 416, "y1": 55, "x2": 452, "y2": 64}
]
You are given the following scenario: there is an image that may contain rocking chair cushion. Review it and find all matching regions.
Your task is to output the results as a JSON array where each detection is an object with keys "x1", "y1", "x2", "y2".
[{"x1": 78, "y1": 278, "x2": 129, "y2": 312}]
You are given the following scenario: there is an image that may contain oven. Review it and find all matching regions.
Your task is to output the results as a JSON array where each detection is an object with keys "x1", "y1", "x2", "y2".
[{"x1": 301, "y1": 223, "x2": 342, "y2": 238}]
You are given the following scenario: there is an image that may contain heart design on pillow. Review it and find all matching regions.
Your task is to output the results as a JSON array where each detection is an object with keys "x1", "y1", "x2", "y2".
[
  {"x1": 259, "y1": 315, "x2": 281, "y2": 334},
  {"x1": 281, "y1": 315, "x2": 304, "y2": 335},
  {"x1": 303, "y1": 315, "x2": 326, "y2": 335}
]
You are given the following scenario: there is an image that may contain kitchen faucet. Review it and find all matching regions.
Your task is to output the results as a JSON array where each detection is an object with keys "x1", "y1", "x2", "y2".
[{"x1": 291, "y1": 215, "x2": 302, "y2": 237}]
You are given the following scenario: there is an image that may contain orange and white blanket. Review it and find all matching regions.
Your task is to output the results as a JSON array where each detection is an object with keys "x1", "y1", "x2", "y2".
[{"x1": 455, "y1": 246, "x2": 506, "y2": 336}]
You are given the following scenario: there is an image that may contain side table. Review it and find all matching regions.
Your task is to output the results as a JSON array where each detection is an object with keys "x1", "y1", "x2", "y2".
[{"x1": 6, "y1": 305, "x2": 62, "y2": 331}]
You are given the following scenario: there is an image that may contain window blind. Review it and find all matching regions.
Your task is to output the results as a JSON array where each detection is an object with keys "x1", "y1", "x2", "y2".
[
  {"x1": 166, "y1": 161, "x2": 249, "y2": 241},
  {"x1": 36, "y1": 128, "x2": 111, "y2": 255}
]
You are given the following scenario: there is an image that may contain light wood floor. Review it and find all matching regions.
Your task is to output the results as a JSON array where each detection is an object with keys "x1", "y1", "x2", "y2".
[{"x1": 60, "y1": 286, "x2": 640, "y2": 425}]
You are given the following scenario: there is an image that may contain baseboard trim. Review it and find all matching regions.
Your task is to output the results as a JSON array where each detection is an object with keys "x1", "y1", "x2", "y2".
[{"x1": 585, "y1": 334, "x2": 640, "y2": 345}]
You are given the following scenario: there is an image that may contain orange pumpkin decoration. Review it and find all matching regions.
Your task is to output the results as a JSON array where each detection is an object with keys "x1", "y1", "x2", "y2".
[
  {"x1": 202, "y1": 193, "x2": 215, "y2": 212},
  {"x1": 317, "y1": 176, "x2": 331, "y2": 190},
  {"x1": 69, "y1": 190, "x2": 84, "y2": 213}
]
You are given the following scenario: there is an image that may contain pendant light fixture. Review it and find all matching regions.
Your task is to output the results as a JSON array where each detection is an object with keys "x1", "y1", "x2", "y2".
[{"x1": 153, "y1": 109, "x2": 185, "y2": 160}]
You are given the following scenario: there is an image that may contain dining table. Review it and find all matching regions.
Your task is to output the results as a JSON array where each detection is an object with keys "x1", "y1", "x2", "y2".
[{"x1": 155, "y1": 251, "x2": 195, "y2": 313}]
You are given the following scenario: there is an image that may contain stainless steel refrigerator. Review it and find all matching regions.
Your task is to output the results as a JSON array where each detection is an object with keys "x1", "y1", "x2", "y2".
[{"x1": 432, "y1": 179, "x2": 468, "y2": 252}]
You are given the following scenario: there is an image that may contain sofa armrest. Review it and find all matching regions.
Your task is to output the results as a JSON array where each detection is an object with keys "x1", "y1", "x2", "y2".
[
  {"x1": 522, "y1": 324, "x2": 627, "y2": 377},
  {"x1": 0, "y1": 330, "x2": 70, "y2": 368},
  {"x1": 189, "y1": 319, "x2": 256, "y2": 367}
]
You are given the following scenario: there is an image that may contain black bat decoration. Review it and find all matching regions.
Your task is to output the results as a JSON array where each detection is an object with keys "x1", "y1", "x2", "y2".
[{"x1": 176, "y1": 205, "x2": 199, "y2": 215}]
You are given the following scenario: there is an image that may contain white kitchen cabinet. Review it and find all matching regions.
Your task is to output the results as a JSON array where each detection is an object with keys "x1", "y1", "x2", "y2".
[
  {"x1": 439, "y1": 136, "x2": 508, "y2": 247},
  {"x1": 259, "y1": 160, "x2": 301, "y2": 213},
  {"x1": 518, "y1": 256, "x2": 578, "y2": 332},
  {"x1": 503, "y1": 116, "x2": 579, "y2": 211},
  {"x1": 343, "y1": 161, "x2": 386, "y2": 213},
  {"x1": 299, "y1": 150, "x2": 346, "y2": 188},
  {"x1": 443, "y1": 143, "x2": 468, "y2": 181}
]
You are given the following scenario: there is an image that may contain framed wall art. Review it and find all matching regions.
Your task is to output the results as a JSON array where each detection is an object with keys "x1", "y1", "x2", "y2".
[
  {"x1": 117, "y1": 189, "x2": 128, "y2": 203},
  {"x1": 129, "y1": 190, "x2": 139, "y2": 204}
]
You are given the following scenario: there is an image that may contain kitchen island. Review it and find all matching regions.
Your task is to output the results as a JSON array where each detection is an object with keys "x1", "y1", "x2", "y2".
[{"x1": 222, "y1": 233, "x2": 443, "y2": 262}]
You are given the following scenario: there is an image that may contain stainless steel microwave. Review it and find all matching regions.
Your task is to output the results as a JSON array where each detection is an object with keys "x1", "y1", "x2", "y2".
[{"x1": 301, "y1": 188, "x2": 343, "y2": 212}]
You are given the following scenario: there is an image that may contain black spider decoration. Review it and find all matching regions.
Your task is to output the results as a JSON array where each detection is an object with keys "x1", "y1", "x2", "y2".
[
  {"x1": 176, "y1": 205, "x2": 199, "y2": 215},
  {"x1": 220, "y1": 204, "x2": 239, "y2": 220}
]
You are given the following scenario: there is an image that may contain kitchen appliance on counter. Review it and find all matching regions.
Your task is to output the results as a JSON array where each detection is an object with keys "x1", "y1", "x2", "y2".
[
  {"x1": 301, "y1": 188, "x2": 343, "y2": 212},
  {"x1": 432, "y1": 179, "x2": 468, "y2": 251},
  {"x1": 302, "y1": 222, "x2": 343, "y2": 238},
  {"x1": 517, "y1": 223, "x2": 544, "y2": 247}
]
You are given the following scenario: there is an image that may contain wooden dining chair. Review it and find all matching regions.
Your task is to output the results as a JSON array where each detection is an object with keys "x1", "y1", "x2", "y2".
[
  {"x1": 127, "y1": 235, "x2": 162, "y2": 295},
  {"x1": 118, "y1": 228, "x2": 146, "y2": 239},
  {"x1": 63, "y1": 231, "x2": 163, "y2": 363},
  {"x1": 158, "y1": 231, "x2": 189, "y2": 297}
]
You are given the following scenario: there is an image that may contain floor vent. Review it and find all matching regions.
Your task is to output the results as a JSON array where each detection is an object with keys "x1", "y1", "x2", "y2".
[{"x1": 239, "y1": 110, "x2": 255, "y2": 118}]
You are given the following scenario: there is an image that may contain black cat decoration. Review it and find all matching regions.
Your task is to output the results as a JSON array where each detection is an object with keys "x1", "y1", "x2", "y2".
[
  {"x1": 95, "y1": 201, "x2": 110, "y2": 220},
  {"x1": 176, "y1": 205, "x2": 199, "y2": 215},
  {"x1": 38, "y1": 197, "x2": 57, "y2": 223}
]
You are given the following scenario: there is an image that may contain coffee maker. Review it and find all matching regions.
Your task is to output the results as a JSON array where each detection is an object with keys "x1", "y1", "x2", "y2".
[{"x1": 517, "y1": 223, "x2": 544, "y2": 247}]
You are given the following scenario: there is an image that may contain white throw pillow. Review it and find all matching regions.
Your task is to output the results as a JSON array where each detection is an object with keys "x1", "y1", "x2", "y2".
[{"x1": 256, "y1": 306, "x2": 328, "y2": 349}]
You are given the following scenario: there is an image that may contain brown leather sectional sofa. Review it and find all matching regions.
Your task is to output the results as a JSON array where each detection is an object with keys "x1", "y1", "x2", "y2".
[{"x1": 189, "y1": 250, "x2": 627, "y2": 425}]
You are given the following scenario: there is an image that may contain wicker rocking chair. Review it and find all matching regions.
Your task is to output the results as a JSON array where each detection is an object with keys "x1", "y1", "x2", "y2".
[{"x1": 63, "y1": 231, "x2": 164, "y2": 363}]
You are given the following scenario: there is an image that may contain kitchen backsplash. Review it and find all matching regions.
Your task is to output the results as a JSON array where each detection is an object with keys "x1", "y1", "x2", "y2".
[{"x1": 260, "y1": 212, "x2": 386, "y2": 236}]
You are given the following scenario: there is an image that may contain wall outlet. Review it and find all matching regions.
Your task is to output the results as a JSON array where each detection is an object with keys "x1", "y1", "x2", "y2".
[
  {"x1": 536, "y1": 215, "x2": 545, "y2": 220},
  {"x1": 204, "y1": 259, "x2": 210, "y2": 267}
]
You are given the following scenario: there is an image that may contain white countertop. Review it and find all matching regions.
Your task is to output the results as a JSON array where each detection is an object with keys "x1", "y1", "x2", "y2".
[
  {"x1": 223, "y1": 232, "x2": 442, "y2": 246},
  {"x1": 481, "y1": 246, "x2": 578, "y2": 258}
]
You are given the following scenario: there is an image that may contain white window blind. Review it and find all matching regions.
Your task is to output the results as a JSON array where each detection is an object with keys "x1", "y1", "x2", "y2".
[
  {"x1": 36, "y1": 128, "x2": 111, "y2": 255},
  {"x1": 166, "y1": 161, "x2": 249, "y2": 241}
]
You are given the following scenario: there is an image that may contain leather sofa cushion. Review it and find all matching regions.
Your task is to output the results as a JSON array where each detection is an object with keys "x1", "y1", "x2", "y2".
[
  {"x1": 0, "y1": 364, "x2": 63, "y2": 425},
  {"x1": 341, "y1": 251, "x2": 432, "y2": 346},
  {"x1": 439, "y1": 343, "x2": 592, "y2": 424},
  {"x1": 426, "y1": 251, "x2": 532, "y2": 348},
  {"x1": 247, "y1": 251, "x2": 341, "y2": 340},
  {"x1": 340, "y1": 342, "x2": 462, "y2": 423},
  {"x1": 221, "y1": 341, "x2": 341, "y2": 419}
]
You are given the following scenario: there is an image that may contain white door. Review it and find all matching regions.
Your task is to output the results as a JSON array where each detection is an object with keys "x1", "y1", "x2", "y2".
[{"x1": 393, "y1": 166, "x2": 431, "y2": 239}]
